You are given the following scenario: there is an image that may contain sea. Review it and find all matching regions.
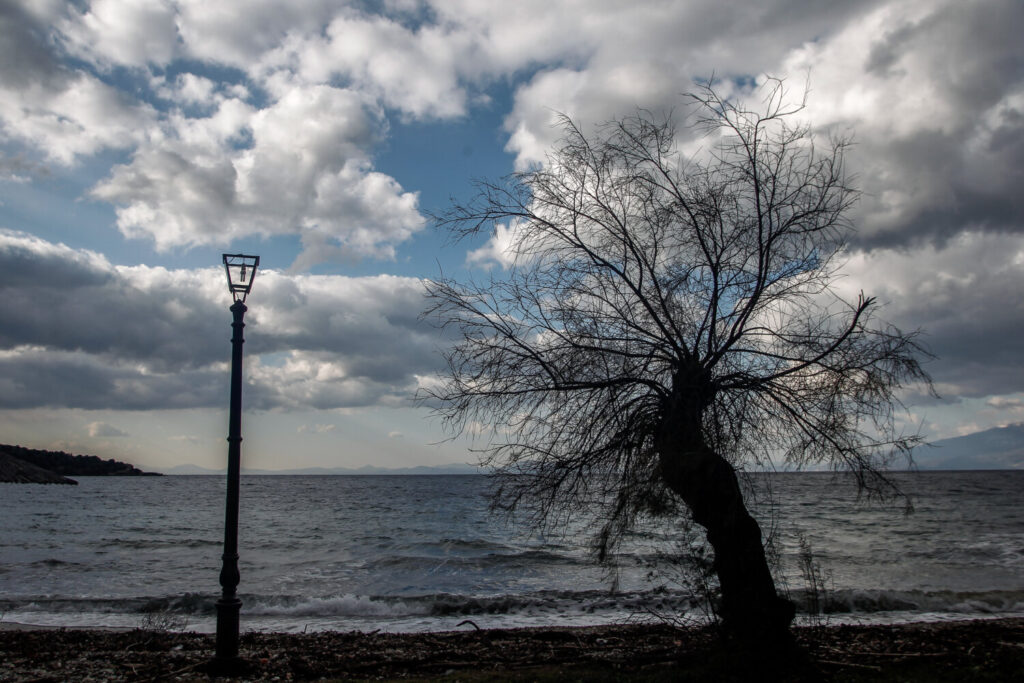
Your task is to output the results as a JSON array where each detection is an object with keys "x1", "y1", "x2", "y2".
[{"x1": 1, "y1": 471, "x2": 1022, "y2": 633}]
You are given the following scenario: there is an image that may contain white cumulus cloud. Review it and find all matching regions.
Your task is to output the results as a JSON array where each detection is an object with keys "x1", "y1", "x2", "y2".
[
  {"x1": 87, "y1": 421, "x2": 129, "y2": 437},
  {"x1": 0, "y1": 231, "x2": 445, "y2": 411},
  {"x1": 91, "y1": 85, "x2": 425, "y2": 266}
]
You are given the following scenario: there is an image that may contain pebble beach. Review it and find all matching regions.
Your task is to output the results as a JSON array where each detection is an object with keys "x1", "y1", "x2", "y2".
[{"x1": 2, "y1": 618, "x2": 1022, "y2": 681}]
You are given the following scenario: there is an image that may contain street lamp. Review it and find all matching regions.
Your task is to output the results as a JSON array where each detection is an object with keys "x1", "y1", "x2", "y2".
[{"x1": 213, "y1": 253, "x2": 259, "y2": 671}]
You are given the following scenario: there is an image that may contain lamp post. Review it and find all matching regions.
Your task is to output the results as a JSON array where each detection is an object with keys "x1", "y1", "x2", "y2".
[{"x1": 213, "y1": 253, "x2": 259, "y2": 671}]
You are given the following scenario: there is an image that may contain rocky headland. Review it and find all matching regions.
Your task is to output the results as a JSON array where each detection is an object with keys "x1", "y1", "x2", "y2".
[
  {"x1": 0, "y1": 444, "x2": 160, "y2": 484},
  {"x1": 0, "y1": 451, "x2": 77, "y2": 484}
]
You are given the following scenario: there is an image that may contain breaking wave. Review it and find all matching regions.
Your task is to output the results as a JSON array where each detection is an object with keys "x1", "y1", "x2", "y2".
[{"x1": 4, "y1": 587, "x2": 1023, "y2": 631}]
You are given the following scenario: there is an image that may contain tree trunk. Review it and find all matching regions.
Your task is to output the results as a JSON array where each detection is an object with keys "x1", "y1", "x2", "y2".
[{"x1": 658, "y1": 442, "x2": 795, "y2": 646}]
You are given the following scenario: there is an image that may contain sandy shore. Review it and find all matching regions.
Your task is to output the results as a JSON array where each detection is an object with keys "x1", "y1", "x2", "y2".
[{"x1": 1, "y1": 617, "x2": 1022, "y2": 681}]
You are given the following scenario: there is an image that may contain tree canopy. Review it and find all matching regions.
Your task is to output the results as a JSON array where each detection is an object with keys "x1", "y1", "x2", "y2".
[{"x1": 424, "y1": 79, "x2": 932, "y2": 641}]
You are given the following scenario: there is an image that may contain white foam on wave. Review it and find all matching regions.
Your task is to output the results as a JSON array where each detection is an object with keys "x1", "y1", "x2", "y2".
[
  {"x1": 821, "y1": 588, "x2": 1024, "y2": 615},
  {"x1": 246, "y1": 594, "x2": 431, "y2": 618}
]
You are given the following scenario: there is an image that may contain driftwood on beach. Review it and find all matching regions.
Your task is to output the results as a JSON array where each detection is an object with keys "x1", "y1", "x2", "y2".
[{"x1": 1, "y1": 618, "x2": 1022, "y2": 681}]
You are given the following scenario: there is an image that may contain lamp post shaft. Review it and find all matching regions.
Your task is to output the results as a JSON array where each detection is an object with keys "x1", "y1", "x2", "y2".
[{"x1": 215, "y1": 299, "x2": 246, "y2": 663}]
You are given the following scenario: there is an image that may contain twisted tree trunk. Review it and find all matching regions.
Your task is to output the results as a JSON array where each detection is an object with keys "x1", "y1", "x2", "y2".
[{"x1": 659, "y1": 443, "x2": 795, "y2": 645}]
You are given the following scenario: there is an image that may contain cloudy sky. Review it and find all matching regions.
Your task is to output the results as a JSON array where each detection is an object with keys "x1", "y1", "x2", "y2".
[{"x1": 1, "y1": 0, "x2": 1021, "y2": 471}]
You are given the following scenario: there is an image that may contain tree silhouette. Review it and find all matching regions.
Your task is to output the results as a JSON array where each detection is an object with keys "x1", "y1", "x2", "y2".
[{"x1": 424, "y1": 79, "x2": 932, "y2": 645}]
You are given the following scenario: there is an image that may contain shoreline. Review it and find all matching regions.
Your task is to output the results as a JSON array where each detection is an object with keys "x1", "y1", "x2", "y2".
[
  {"x1": 2, "y1": 606, "x2": 1021, "y2": 634},
  {"x1": 2, "y1": 617, "x2": 1022, "y2": 681},
  {"x1": 0, "y1": 621, "x2": 136, "y2": 632},
  {"x1": 3, "y1": 610, "x2": 1022, "y2": 633}
]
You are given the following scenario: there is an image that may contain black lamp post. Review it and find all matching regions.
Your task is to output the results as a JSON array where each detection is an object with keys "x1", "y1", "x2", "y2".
[{"x1": 213, "y1": 253, "x2": 259, "y2": 671}]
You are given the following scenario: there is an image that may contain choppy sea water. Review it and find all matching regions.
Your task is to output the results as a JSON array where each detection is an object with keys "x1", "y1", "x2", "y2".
[{"x1": 1, "y1": 472, "x2": 1021, "y2": 633}]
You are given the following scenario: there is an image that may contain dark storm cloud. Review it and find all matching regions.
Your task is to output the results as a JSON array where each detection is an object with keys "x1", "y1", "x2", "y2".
[
  {"x1": 0, "y1": 232, "x2": 445, "y2": 410},
  {"x1": 0, "y1": 1, "x2": 66, "y2": 90},
  {"x1": 852, "y1": 120, "x2": 1024, "y2": 250},
  {"x1": 840, "y1": 0, "x2": 1024, "y2": 248},
  {"x1": 841, "y1": 232, "x2": 1024, "y2": 400},
  {"x1": 0, "y1": 233, "x2": 223, "y2": 371},
  {"x1": 906, "y1": 289, "x2": 1024, "y2": 400},
  {"x1": 0, "y1": 236, "x2": 112, "y2": 288},
  {"x1": 252, "y1": 273, "x2": 443, "y2": 382},
  {"x1": 0, "y1": 349, "x2": 222, "y2": 410}
]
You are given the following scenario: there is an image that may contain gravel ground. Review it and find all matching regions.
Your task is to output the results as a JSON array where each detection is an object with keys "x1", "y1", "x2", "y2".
[{"x1": 1, "y1": 617, "x2": 1021, "y2": 681}]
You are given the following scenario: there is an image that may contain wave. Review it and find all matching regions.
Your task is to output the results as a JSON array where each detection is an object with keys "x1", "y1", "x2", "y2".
[
  {"x1": 95, "y1": 537, "x2": 221, "y2": 550},
  {"x1": 29, "y1": 558, "x2": 86, "y2": 568},
  {"x1": 0, "y1": 593, "x2": 216, "y2": 616},
  {"x1": 798, "y1": 588, "x2": 1024, "y2": 616},
  {"x1": 5, "y1": 588, "x2": 1022, "y2": 623},
  {"x1": 358, "y1": 548, "x2": 594, "y2": 572},
  {"x1": 242, "y1": 589, "x2": 702, "y2": 619},
  {"x1": 0, "y1": 589, "x2": 695, "y2": 620}
]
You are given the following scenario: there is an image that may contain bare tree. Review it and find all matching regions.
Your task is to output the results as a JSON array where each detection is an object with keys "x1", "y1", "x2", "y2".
[{"x1": 423, "y1": 80, "x2": 932, "y2": 645}]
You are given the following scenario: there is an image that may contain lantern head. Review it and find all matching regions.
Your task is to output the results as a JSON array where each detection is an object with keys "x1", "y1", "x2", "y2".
[{"x1": 222, "y1": 253, "x2": 260, "y2": 303}]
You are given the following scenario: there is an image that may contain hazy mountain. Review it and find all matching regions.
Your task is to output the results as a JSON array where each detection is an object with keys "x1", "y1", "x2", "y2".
[
  {"x1": 160, "y1": 424, "x2": 1024, "y2": 475},
  {"x1": 915, "y1": 423, "x2": 1024, "y2": 470},
  {"x1": 161, "y1": 462, "x2": 481, "y2": 475},
  {"x1": 162, "y1": 464, "x2": 225, "y2": 475}
]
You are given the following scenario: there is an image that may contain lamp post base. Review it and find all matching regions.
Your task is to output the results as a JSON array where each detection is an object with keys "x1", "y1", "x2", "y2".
[
  {"x1": 206, "y1": 655, "x2": 250, "y2": 678},
  {"x1": 214, "y1": 597, "x2": 242, "y2": 653},
  {"x1": 210, "y1": 596, "x2": 247, "y2": 676}
]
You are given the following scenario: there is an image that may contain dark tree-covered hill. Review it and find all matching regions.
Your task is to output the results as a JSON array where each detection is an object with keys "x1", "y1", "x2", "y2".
[
  {"x1": 0, "y1": 451, "x2": 77, "y2": 484},
  {"x1": 0, "y1": 445, "x2": 160, "y2": 478}
]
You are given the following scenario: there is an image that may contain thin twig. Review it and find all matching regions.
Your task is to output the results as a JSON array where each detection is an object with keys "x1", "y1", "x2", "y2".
[
  {"x1": 816, "y1": 658, "x2": 882, "y2": 670},
  {"x1": 136, "y1": 660, "x2": 202, "y2": 682}
]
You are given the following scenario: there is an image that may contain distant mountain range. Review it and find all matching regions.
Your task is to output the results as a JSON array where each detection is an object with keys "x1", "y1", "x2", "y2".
[
  {"x1": 914, "y1": 422, "x2": 1024, "y2": 470},
  {"x1": 161, "y1": 462, "x2": 482, "y2": 475},
  {"x1": 6, "y1": 423, "x2": 1020, "y2": 480},
  {"x1": 159, "y1": 424, "x2": 1024, "y2": 474}
]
